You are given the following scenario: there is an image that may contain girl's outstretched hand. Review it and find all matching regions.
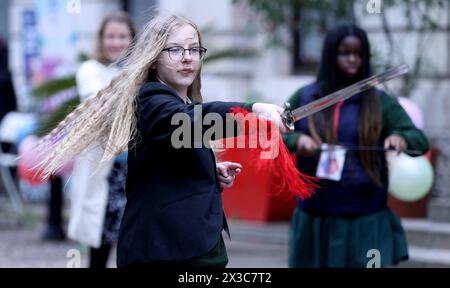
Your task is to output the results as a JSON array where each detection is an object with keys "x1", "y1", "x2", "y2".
[
  {"x1": 384, "y1": 134, "x2": 407, "y2": 154},
  {"x1": 216, "y1": 161, "x2": 242, "y2": 189},
  {"x1": 252, "y1": 103, "x2": 287, "y2": 133}
]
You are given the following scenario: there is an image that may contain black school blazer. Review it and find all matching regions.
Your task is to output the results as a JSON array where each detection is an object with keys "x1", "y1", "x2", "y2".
[{"x1": 117, "y1": 82, "x2": 248, "y2": 267}]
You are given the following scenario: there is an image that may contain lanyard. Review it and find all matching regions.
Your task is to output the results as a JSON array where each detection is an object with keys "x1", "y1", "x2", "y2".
[{"x1": 333, "y1": 101, "x2": 345, "y2": 136}]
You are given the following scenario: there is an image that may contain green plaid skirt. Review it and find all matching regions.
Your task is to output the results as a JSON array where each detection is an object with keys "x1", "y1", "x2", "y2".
[{"x1": 288, "y1": 208, "x2": 408, "y2": 268}]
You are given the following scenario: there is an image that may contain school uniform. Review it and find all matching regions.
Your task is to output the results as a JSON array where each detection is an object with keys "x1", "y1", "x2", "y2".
[
  {"x1": 117, "y1": 82, "x2": 251, "y2": 267},
  {"x1": 283, "y1": 82, "x2": 429, "y2": 267}
]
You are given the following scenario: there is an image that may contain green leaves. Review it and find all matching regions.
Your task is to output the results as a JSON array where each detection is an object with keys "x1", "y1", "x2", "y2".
[
  {"x1": 36, "y1": 97, "x2": 80, "y2": 137},
  {"x1": 31, "y1": 76, "x2": 77, "y2": 100},
  {"x1": 31, "y1": 75, "x2": 79, "y2": 136}
]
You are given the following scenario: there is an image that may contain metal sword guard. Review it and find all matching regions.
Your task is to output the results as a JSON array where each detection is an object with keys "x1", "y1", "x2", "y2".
[{"x1": 282, "y1": 102, "x2": 295, "y2": 132}]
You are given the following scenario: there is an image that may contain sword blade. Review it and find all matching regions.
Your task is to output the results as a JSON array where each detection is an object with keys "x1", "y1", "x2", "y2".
[{"x1": 282, "y1": 64, "x2": 409, "y2": 131}]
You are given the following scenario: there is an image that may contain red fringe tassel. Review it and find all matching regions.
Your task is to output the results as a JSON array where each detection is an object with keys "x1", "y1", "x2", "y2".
[{"x1": 217, "y1": 107, "x2": 318, "y2": 200}]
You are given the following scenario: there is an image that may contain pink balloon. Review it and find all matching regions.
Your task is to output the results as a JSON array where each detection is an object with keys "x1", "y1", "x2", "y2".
[
  {"x1": 397, "y1": 97, "x2": 424, "y2": 129},
  {"x1": 18, "y1": 135, "x2": 41, "y2": 167},
  {"x1": 18, "y1": 135, "x2": 47, "y2": 185}
]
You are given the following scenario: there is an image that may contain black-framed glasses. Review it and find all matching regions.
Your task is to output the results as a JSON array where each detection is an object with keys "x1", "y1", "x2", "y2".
[{"x1": 162, "y1": 46, "x2": 207, "y2": 61}]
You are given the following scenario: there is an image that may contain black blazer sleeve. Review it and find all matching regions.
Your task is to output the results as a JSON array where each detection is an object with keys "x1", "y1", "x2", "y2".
[{"x1": 137, "y1": 83, "x2": 248, "y2": 143}]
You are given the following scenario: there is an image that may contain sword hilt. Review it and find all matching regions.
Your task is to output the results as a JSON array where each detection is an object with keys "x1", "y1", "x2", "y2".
[{"x1": 281, "y1": 102, "x2": 295, "y2": 132}]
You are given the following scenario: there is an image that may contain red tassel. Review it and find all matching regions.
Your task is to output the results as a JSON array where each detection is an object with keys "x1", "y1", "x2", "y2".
[{"x1": 217, "y1": 107, "x2": 318, "y2": 200}]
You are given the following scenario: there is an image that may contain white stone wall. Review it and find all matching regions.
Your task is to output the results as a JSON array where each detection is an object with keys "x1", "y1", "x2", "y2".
[
  {"x1": 73, "y1": 0, "x2": 122, "y2": 56},
  {"x1": 4, "y1": 0, "x2": 325, "y2": 110},
  {"x1": 156, "y1": 0, "x2": 450, "y2": 130},
  {"x1": 144, "y1": 1, "x2": 450, "y2": 199},
  {"x1": 8, "y1": 0, "x2": 450, "y2": 131},
  {"x1": 157, "y1": 0, "x2": 294, "y2": 105},
  {"x1": 355, "y1": 1, "x2": 450, "y2": 133},
  {"x1": 355, "y1": 1, "x2": 450, "y2": 197}
]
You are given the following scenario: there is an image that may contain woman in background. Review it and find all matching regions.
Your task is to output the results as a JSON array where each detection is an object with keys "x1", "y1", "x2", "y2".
[{"x1": 70, "y1": 11, "x2": 135, "y2": 268}]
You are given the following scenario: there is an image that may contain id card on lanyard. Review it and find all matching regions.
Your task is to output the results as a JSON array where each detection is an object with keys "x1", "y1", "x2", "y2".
[
  {"x1": 315, "y1": 101, "x2": 346, "y2": 181},
  {"x1": 316, "y1": 143, "x2": 346, "y2": 181}
]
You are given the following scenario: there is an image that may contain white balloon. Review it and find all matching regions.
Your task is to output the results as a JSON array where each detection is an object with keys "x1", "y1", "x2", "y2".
[{"x1": 387, "y1": 153, "x2": 434, "y2": 202}]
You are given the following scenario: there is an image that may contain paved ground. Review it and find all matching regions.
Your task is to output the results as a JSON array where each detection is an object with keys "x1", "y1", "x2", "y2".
[
  {"x1": 225, "y1": 220, "x2": 289, "y2": 268},
  {"x1": 0, "y1": 200, "x2": 288, "y2": 268},
  {"x1": 0, "y1": 201, "x2": 92, "y2": 268},
  {"x1": 5, "y1": 198, "x2": 450, "y2": 268}
]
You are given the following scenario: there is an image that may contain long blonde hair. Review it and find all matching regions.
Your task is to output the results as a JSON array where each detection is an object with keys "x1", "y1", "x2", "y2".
[{"x1": 35, "y1": 13, "x2": 204, "y2": 178}]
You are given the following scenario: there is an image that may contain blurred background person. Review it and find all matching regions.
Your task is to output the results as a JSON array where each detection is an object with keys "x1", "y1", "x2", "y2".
[
  {"x1": 0, "y1": 38, "x2": 17, "y2": 124},
  {"x1": 283, "y1": 24, "x2": 429, "y2": 268},
  {"x1": 0, "y1": 36, "x2": 17, "y2": 156},
  {"x1": 69, "y1": 11, "x2": 136, "y2": 268},
  {"x1": 0, "y1": 35, "x2": 19, "y2": 192}
]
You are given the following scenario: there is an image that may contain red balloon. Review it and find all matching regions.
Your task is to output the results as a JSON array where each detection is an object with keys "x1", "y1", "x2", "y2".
[
  {"x1": 424, "y1": 150, "x2": 432, "y2": 161},
  {"x1": 18, "y1": 163, "x2": 47, "y2": 185}
]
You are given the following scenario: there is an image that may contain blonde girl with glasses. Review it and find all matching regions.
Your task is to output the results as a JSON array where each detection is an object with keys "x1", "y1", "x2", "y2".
[{"x1": 35, "y1": 13, "x2": 285, "y2": 267}]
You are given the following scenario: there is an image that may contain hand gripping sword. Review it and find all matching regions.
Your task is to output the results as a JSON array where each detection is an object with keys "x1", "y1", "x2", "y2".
[{"x1": 281, "y1": 64, "x2": 409, "y2": 131}]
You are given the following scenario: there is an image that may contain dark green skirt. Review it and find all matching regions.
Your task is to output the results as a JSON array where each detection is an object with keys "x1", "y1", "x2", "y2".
[{"x1": 288, "y1": 208, "x2": 408, "y2": 268}]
